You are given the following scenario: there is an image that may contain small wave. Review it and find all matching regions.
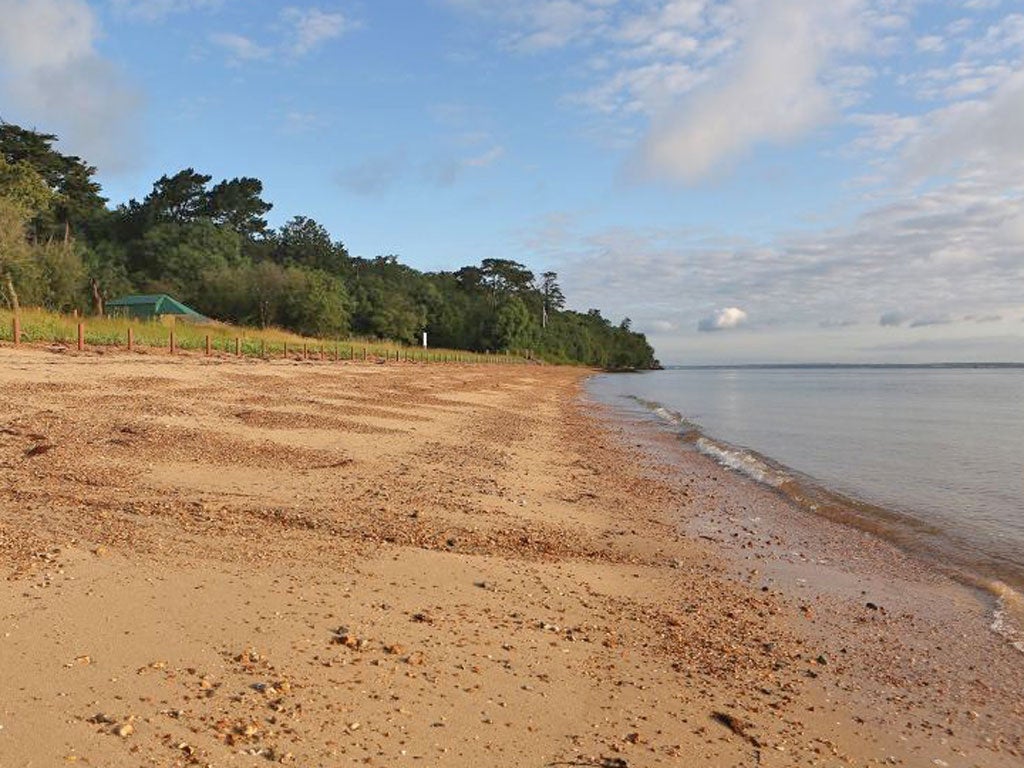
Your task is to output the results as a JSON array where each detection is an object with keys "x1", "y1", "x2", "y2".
[
  {"x1": 652, "y1": 406, "x2": 684, "y2": 425},
  {"x1": 625, "y1": 395, "x2": 789, "y2": 487},
  {"x1": 625, "y1": 396, "x2": 686, "y2": 425},
  {"x1": 987, "y1": 581, "x2": 1024, "y2": 654},
  {"x1": 695, "y1": 437, "x2": 791, "y2": 488},
  {"x1": 612, "y1": 388, "x2": 1024, "y2": 655},
  {"x1": 625, "y1": 396, "x2": 702, "y2": 434}
]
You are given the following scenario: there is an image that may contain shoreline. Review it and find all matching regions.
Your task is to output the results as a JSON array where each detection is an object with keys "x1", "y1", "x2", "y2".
[
  {"x1": 591, "y1": 382, "x2": 1024, "y2": 632},
  {"x1": 1, "y1": 348, "x2": 1021, "y2": 766},
  {"x1": 590, "y1": 386, "x2": 1024, "y2": 636},
  {"x1": 582, "y1": 389, "x2": 1024, "y2": 756}
]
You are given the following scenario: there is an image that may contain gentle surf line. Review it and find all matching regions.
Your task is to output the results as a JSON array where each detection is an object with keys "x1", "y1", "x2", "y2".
[{"x1": 627, "y1": 393, "x2": 1024, "y2": 654}]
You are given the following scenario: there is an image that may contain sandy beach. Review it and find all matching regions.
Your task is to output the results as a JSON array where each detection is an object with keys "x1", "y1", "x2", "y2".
[{"x1": 1, "y1": 347, "x2": 1021, "y2": 767}]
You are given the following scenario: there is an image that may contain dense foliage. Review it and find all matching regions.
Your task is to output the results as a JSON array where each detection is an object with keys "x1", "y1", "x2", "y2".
[{"x1": 0, "y1": 122, "x2": 657, "y2": 369}]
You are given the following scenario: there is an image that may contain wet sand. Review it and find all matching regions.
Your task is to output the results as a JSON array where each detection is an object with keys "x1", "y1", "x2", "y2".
[{"x1": 0, "y1": 347, "x2": 1021, "y2": 767}]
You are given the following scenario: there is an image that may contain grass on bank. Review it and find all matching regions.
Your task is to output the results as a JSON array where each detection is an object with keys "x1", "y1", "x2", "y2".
[{"x1": 0, "y1": 307, "x2": 525, "y2": 364}]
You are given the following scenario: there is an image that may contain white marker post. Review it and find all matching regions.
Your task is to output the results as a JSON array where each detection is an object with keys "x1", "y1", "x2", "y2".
[{"x1": 422, "y1": 331, "x2": 428, "y2": 348}]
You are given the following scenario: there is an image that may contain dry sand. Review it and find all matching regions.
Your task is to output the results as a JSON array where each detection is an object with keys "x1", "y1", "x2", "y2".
[{"x1": 0, "y1": 347, "x2": 1021, "y2": 767}]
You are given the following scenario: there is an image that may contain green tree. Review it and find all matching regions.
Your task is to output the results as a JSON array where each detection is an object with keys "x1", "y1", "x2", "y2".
[
  {"x1": 249, "y1": 261, "x2": 289, "y2": 328},
  {"x1": 274, "y1": 216, "x2": 349, "y2": 273},
  {"x1": 280, "y1": 268, "x2": 351, "y2": 337},
  {"x1": 0, "y1": 118, "x2": 661, "y2": 368},
  {"x1": 132, "y1": 220, "x2": 242, "y2": 302},
  {"x1": 142, "y1": 169, "x2": 213, "y2": 224},
  {"x1": 32, "y1": 240, "x2": 86, "y2": 311},
  {"x1": 493, "y1": 296, "x2": 536, "y2": 351},
  {"x1": 205, "y1": 177, "x2": 273, "y2": 238},
  {"x1": 196, "y1": 265, "x2": 255, "y2": 325},
  {"x1": 538, "y1": 270, "x2": 564, "y2": 328},
  {"x1": 0, "y1": 122, "x2": 106, "y2": 243},
  {"x1": 480, "y1": 258, "x2": 534, "y2": 304},
  {"x1": 0, "y1": 156, "x2": 53, "y2": 311},
  {"x1": 82, "y1": 240, "x2": 131, "y2": 315}
]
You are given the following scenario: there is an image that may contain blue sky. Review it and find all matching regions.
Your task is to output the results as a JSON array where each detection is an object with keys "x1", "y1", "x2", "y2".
[{"x1": 2, "y1": 0, "x2": 1023, "y2": 363}]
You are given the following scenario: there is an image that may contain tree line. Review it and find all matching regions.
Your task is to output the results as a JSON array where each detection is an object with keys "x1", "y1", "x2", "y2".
[{"x1": 0, "y1": 122, "x2": 657, "y2": 369}]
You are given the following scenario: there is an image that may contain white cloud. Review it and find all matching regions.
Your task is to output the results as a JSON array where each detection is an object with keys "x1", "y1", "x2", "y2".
[
  {"x1": 637, "y1": 0, "x2": 872, "y2": 183},
  {"x1": 848, "y1": 113, "x2": 922, "y2": 153},
  {"x1": 573, "y1": 62, "x2": 706, "y2": 116},
  {"x1": 210, "y1": 6, "x2": 353, "y2": 64},
  {"x1": 443, "y1": 0, "x2": 1021, "y2": 196},
  {"x1": 281, "y1": 110, "x2": 324, "y2": 133},
  {"x1": 453, "y1": 1, "x2": 1024, "y2": 361},
  {"x1": 108, "y1": 0, "x2": 224, "y2": 21},
  {"x1": 908, "y1": 61, "x2": 1015, "y2": 102},
  {"x1": 443, "y1": 1, "x2": 905, "y2": 184},
  {"x1": 0, "y1": 0, "x2": 141, "y2": 171},
  {"x1": 915, "y1": 35, "x2": 946, "y2": 54},
  {"x1": 446, "y1": 0, "x2": 945, "y2": 187},
  {"x1": 210, "y1": 32, "x2": 271, "y2": 62},
  {"x1": 513, "y1": 0, "x2": 607, "y2": 52},
  {"x1": 444, "y1": 0, "x2": 611, "y2": 52},
  {"x1": 463, "y1": 145, "x2": 505, "y2": 168},
  {"x1": 527, "y1": 172, "x2": 1024, "y2": 353},
  {"x1": 698, "y1": 307, "x2": 748, "y2": 332},
  {"x1": 963, "y1": 12, "x2": 1024, "y2": 56},
  {"x1": 902, "y1": 65, "x2": 1024, "y2": 184},
  {"x1": 282, "y1": 7, "x2": 350, "y2": 56}
]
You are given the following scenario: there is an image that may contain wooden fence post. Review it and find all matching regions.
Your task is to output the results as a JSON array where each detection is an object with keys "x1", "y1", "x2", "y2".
[
  {"x1": 169, "y1": 331, "x2": 176, "y2": 354},
  {"x1": 302, "y1": 343, "x2": 307, "y2": 360},
  {"x1": 362, "y1": 347, "x2": 367, "y2": 361},
  {"x1": 127, "y1": 327, "x2": 134, "y2": 351},
  {"x1": 77, "y1": 323, "x2": 84, "y2": 351},
  {"x1": 205, "y1": 335, "x2": 211, "y2": 356},
  {"x1": 283, "y1": 341, "x2": 288, "y2": 359},
  {"x1": 235, "y1": 337, "x2": 241, "y2": 357}
]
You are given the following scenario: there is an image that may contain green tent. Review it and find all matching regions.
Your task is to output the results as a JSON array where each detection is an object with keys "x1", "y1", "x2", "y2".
[{"x1": 106, "y1": 294, "x2": 209, "y2": 322}]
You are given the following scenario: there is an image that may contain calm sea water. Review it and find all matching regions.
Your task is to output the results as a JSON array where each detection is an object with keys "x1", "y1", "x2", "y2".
[{"x1": 587, "y1": 366, "x2": 1024, "y2": 593}]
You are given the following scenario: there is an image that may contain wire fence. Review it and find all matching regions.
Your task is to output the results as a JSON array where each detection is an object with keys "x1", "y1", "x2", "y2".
[{"x1": 0, "y1": 309, "x2": 528, "y2": 365}]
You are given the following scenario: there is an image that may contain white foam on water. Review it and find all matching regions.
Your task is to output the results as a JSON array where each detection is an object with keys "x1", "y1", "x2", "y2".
[
  {"x1": 695, "y1": 436, "x2": 790, "y2": 488},
  {"x1": 988, "y1": 581, "x2": 1024, "y2": 654},
  {"x1": 652, "y1": 406, "x2": 681, "y2": 425}
]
